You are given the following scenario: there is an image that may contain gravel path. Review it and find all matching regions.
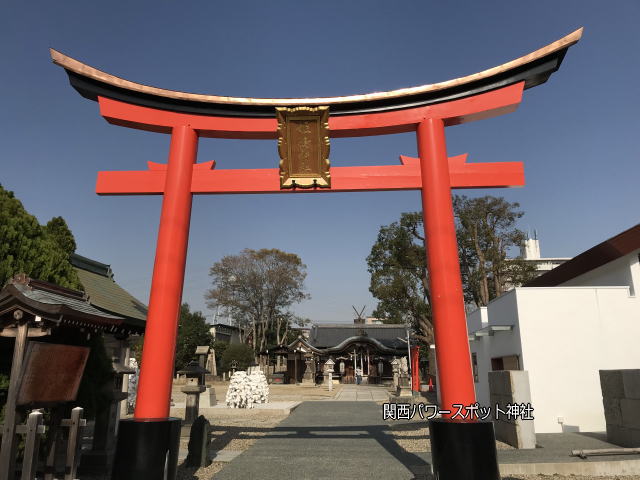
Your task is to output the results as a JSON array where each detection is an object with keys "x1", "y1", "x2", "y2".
[
  {"x1": 176, "y1": 409, "x2": 287, "y2": 479},
  {"x1": 386, "y1": 418, "x2": 514, "y2": 453}
]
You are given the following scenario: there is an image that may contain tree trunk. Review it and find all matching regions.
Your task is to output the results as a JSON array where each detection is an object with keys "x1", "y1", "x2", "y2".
[{"x1": 472, "y1": 225, "x2": 489, "y2": 305}]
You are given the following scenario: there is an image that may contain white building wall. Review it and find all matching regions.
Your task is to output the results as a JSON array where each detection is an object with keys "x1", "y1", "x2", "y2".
[
  {"x1": 467, "y1": 306, "x2": 488, "y2": 333},
  {"x1": 468, "y1": 293, "x2": 523, "y2": 408},
  {"x1": 516, "y1": 286, "x2": 639, "y2": 432},
  {"x1": 468, "y1": 251, "x2": 640, "y2": 433}
]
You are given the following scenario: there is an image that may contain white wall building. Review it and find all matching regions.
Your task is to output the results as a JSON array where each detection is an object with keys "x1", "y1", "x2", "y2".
[{"x1": 467, "y1": 224, "x2": 640, "y2": 433}]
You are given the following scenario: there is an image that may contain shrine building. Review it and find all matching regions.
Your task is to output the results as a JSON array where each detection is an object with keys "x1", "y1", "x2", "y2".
[{"x1": 282, "y1": 319, "x2": 408, "y2": 385}]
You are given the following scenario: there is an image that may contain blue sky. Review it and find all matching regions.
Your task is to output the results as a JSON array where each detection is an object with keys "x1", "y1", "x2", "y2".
[{"x1": 2, "y1": 2, "x2": 639, "y2": 323}]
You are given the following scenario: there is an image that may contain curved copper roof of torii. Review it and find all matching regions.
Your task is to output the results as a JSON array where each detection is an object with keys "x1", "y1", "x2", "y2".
[{"x1": 51, "y1": 28, "x2": 582, "y2": 118}]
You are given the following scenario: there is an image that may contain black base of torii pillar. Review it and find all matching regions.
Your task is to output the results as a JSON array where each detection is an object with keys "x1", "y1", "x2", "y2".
[
  {"x1": 429, "y1": 419, "x2": 500, "y2": 480},
  {"x1": 111, "y1": 418, "x2": 181, "y2": 480}
]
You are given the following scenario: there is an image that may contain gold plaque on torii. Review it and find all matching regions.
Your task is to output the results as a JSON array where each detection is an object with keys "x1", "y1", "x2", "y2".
[{"x1": 277, "y1": 106, "x2": 330, "y2": 189}]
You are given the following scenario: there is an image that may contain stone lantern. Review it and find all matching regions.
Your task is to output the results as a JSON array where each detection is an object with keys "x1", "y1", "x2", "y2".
[
  {"x1": 324, "y1": 358, "x2": 335, "y2": 391},
  {"x1": 177, "y1": 361, "x2": 210, "y2": 427},
  {"x1": 302, "y1": 353, "x2": 315, "y2": 385},
  {"x1": 194, "y1": 345, "x2": 210, "y2": 385},
  {"x1": 391, "y1": 357, "x2": 400, "y2": 392}
]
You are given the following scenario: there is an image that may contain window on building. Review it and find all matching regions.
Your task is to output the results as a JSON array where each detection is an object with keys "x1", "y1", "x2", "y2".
[
  {"x1": 491, "y1": 355, "x2": 520, "y2": 371},
  {"x1": 472, "y1": 353, "x2": 478, "y2": 383}
]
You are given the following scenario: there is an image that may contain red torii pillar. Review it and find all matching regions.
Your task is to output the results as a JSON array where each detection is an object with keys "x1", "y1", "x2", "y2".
[
  {"x1": 410, "y1": 345, "x2": 421, "y2": 394},
  {"x1": 135, "y1": 125, "x2": 198, "y2": 419}
]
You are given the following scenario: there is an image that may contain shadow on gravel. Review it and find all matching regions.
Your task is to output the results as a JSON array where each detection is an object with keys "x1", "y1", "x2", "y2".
[
  {"x1": 204, "y1": 422, "x2": 433, "y2": 479},
  {"x1": 175, "y1": 464, "x2": 198, "y2": 479}
]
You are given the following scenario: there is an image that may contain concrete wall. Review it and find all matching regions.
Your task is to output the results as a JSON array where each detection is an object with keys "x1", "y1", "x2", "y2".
[
  {"x1": 468, "y1": 272, "x2": 640, "y2": 433},
  {"x1": 488, "y1": 370, "x2": 536, "y2": 449},
  {"x1": 600, "y1": 369, "x2": 640, "y2": 446}
]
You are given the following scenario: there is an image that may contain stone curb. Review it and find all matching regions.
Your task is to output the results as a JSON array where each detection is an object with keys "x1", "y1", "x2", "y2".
[{"x1": 499, "y1": 458, "x2": 640, "y2": 476}]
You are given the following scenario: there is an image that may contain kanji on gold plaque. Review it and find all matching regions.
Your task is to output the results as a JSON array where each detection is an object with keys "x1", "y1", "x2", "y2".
[{"x1": 277, "y1": 106, "x2": 330, "y2": 188}]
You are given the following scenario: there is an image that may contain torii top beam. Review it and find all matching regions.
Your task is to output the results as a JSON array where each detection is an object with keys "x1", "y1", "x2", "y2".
[
  {"x1": 50, "y1": 28, "x2": 582, "y2": 120},
  {"x1": 49, "y1": 29, "x2": 582, "y2": 195}
]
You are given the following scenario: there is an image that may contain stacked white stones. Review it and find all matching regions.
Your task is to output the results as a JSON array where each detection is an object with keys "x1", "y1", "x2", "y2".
[
  {"x1": 127, "y1": 357, "x2": 139, "y2": 412},
  {"x1": 225, "y1": 370, "x2": 269, "y2": 409}
]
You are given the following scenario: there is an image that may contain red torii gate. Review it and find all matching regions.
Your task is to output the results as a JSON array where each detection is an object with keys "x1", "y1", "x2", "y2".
[
  {"x1": 51, "y1": 28, "x2": 581, "y2": 480},
  {"x1": 99, "y1": 85, "x2": 524, "y2": 421}
]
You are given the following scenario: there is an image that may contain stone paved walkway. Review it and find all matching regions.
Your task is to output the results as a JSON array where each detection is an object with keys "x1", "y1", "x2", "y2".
[
  {"x1": 214, "y1": 401, "x2": 428, "y2": 480},
  {"x1": 332, "y1": 384, "x2": 390, "y2": 402}
]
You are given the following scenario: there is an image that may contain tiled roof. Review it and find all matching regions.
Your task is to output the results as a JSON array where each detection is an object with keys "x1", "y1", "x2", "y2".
[
  {"x1": 0, "y1": 275, "x2": 128, "y2": 331},
  {"x1": 18, "y1": 284, "x2": 121, "y2": 320},
  {"x1": 71, "y1": 253, "x2": 147, "y2": 328},
  {"x1": 310, "y1": 323, "x2": 407, "y2": 349}
]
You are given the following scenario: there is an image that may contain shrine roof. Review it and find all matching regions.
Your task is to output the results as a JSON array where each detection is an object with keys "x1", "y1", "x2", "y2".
[
  {"x1": 50, "y1": 28, "x2": 581, "y2": 118},
  {"x1": 310, "y1": 323, "x2": 407, "y2": 349},
  {"x1": 0, "y1": 274, "x2": 128, "y2": 332},
  {"x1": 71, "y1": 253, "x2": 147, "y2": 328}
]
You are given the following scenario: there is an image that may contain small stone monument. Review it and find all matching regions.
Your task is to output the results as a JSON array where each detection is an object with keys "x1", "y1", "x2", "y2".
[
  {"x1": 185, "y1": 415, "x2": 211, "y2": 468},
  {"x1": 400, "y1": 356, "x2": 409, "y2": 374},
  {"x1": 206, "y1": 350, "x2": 217, "y2": 378}
]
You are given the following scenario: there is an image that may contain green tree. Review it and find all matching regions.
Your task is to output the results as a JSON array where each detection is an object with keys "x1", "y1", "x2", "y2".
[
  {"x1": 205, "y1": 249, "x2": 309, "y2": 354},
  {"x1": 212, "y1": 340, "x2": 229, "y2": 365},
  {"x1": 220, "y1": 343, "x2": 255, "y2": 372},
  {"x1": 454, "y1": 195, "x2": 538, "y2": 306},
  {"x1": 0, "y1": 185, "x2": 80, "y2": 289},
  {"x1": 175, "y1": 303, "x2": 213, "y2": 372},
  {"x1": 0, "y1": 186, "x2": 112, "y2": 421},
  {"x1": 367, "y1": 212, "x2": 433, "y2": 344},
  {"x1": 44, "y1": 216, "x2": 77, "y2": 254},
  {"x1": 367, "y1": 195, "x2": 537, "y2": 343}
]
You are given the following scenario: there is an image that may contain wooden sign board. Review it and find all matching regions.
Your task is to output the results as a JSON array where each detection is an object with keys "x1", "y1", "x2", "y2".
[
  {"x1": 277, "y1": 106, "x2": 330, "y2": 188},
  {"x1": 17, "y1": 342, "x2": 90, "y2": 406}
]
